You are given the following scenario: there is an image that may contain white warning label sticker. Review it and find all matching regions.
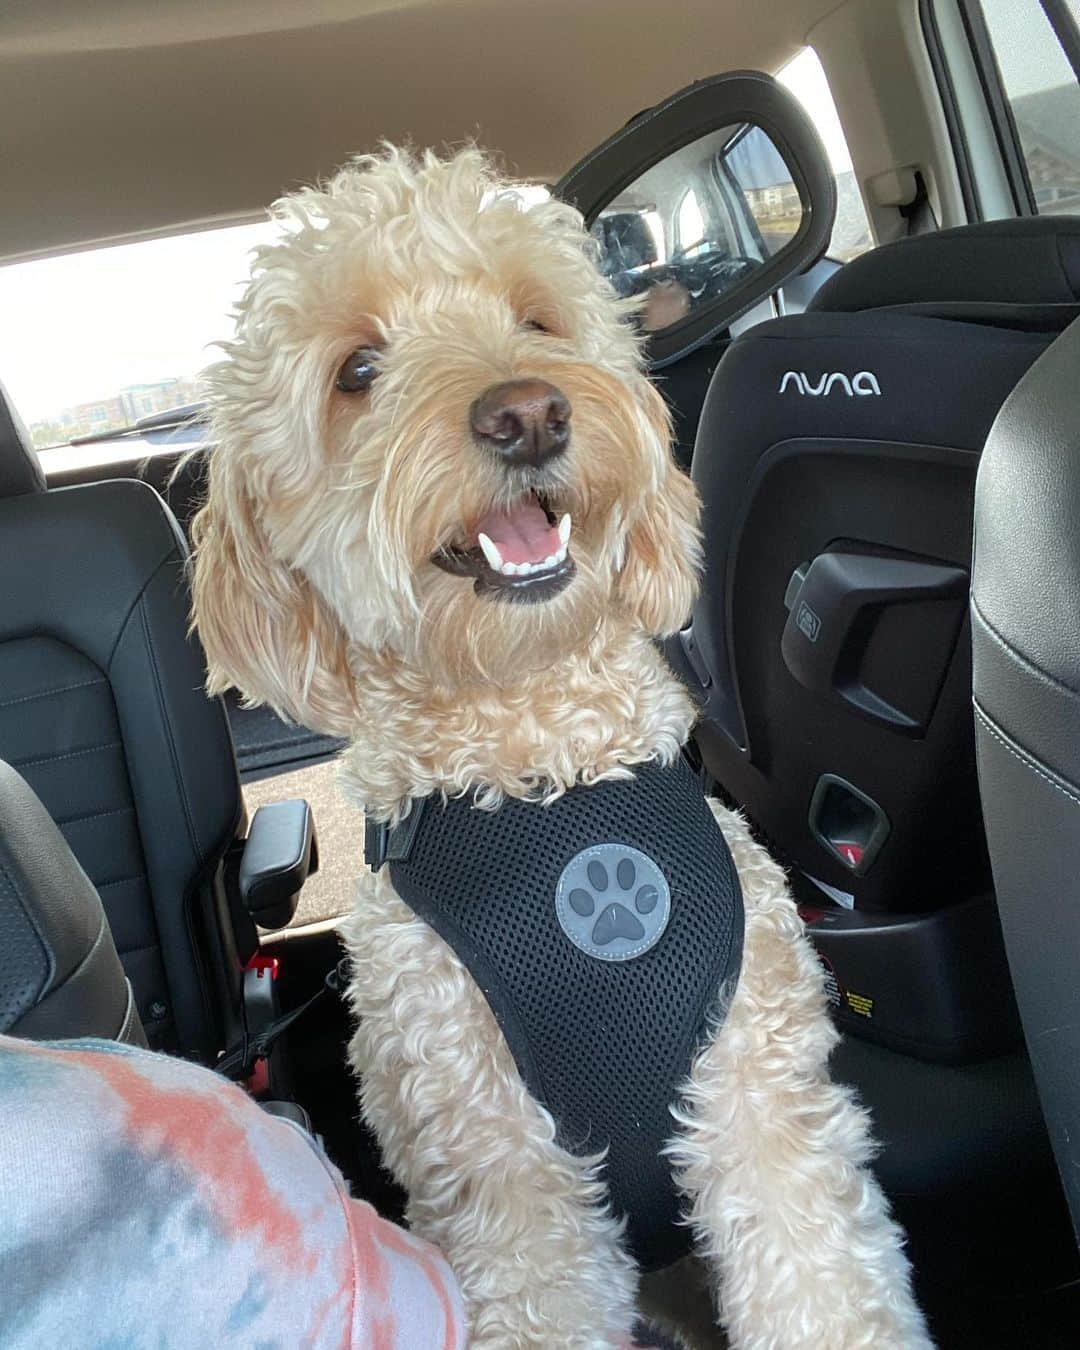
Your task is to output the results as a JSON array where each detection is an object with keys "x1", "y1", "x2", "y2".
[{"x1": 804, "y1": 872, "x2": 856, "y2": 910}]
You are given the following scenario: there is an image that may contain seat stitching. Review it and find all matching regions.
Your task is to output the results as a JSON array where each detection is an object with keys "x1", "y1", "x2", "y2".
[
  {"x1": 0, "y1": 677, "x2": 107, "y2": 711},
  {"x1": 972, "y1": 598, "x2": 1080, "y2": 703},
  {"x1": 973, "y1": 702, "x2": 1080, "y2": 810},
  {"x1": 56, "y1": 805, "x2": 135, "y2": 827},
  {"x1": 96, "y1": 873, "x2": 147, "y2": 890},
  {"x1": 138, "y1": 590, "x2": 203, "y2": 860},
  {"x1": 33, "y1": 912, "x2": 111, "y2": 1000},
  {"x1": 104, "y1": 541, "x2": 178, "y2": 668},
  {"x1": 9, "y1": 741, "x2": 121, "y2": 771},
  {"x1": 1052, "y1": 229, "x2": 1074, "y2": 297}
]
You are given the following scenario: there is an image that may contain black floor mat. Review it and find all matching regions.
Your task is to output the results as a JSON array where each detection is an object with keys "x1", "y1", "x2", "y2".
[{"x1": 226, "y1": 692, "x2": 345, "y2": 778}]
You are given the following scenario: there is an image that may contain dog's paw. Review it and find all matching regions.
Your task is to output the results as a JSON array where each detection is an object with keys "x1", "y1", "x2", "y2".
[{"x1": 556, "y1": 845, "x2": 671, "y2": 961}]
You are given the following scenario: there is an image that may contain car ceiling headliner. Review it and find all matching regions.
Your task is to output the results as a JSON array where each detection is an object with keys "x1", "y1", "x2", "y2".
[{"x1": 0, "y1": 0, "x2": 838, "y2": 263}]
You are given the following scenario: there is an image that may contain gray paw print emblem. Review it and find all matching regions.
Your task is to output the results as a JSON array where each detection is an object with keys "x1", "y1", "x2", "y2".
[{"x1": 556, "y1": 844, "x2": 671, "y2": 962}]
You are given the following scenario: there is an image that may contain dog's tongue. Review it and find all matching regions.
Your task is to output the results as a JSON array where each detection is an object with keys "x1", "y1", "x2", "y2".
[{"x1": 475, "y1": 496, "x2": 560, "y2": 564}]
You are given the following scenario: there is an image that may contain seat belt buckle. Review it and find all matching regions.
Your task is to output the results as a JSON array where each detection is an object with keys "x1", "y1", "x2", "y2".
[
  {"x1": 245, "y1": 954, "x2": 280, "y2": 981},
  {"x1": 217, "y1": 958, "x2": 342, "y2": 1086},
  {"x1": 238, "y1": 955, "x2": 281, "y2": 1091}
]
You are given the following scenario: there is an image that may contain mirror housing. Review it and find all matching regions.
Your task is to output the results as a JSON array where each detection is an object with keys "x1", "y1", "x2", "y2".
[{"x1": 555, "y1": 71, "x2": 837, "y2": 368}]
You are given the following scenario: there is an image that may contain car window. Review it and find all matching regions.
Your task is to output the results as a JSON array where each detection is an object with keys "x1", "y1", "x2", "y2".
[
  {"x1": 972, "y1": 0, "x2": 1080, "y2": 214},
  {"x1": 0, "y1": 222, "x2": 277, "y2": 452},
  {"x1": 778, "y1": 47, "x2": 874, "y2": 262},
  {"x1": 676, "y1": 188, "x2": 705, "y2": 252},
  {"x1": 0, "y1": 185, "x2": 551, "y2": 460}
]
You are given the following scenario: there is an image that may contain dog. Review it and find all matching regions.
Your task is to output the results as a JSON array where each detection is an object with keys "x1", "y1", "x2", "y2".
[{"x1": 189, "y1": 146, "x2": 931, "y2": 1350}]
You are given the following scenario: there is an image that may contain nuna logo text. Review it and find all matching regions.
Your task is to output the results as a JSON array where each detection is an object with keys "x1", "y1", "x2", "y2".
[{"x1": 779, "y1": 370, "x2": 882, "y2": 397}]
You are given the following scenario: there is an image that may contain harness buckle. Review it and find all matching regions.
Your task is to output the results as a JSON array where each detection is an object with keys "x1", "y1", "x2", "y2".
[
  {"x1": 365, "y1": 801, "x2": 427, "y2": 872},
  {"x1": 364, "y1": 817, "x2": 390, "y2": 871}
]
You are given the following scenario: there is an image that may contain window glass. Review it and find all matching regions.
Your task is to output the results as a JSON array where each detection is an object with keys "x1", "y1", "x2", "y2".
[
  {"x1": 0, "y1": 187, "x2": 553, "y2": 455},
  {"x1": 727, "y1": 125, "x2": 806, "y2": 255},
  {"x1": 0, "y1": 222, "x2": 276, "y2": 450},
  {"x1": 975, "y1": 0, "x2": 1080, "y2": 214},
  {"x1": 778, "y1": 47, "x2": 875, "y2": 261},
  {"x1": 677, "y1": 189, "x2": 706, "y2": 252}
]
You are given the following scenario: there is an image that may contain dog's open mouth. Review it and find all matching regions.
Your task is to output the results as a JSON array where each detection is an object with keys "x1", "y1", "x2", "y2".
[{"x1": 432, "y1": 491, "x2": 576, "y2": 602}]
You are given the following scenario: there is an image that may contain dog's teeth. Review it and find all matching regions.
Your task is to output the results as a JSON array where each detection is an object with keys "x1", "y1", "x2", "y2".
[
  {"x1": 477, "y1": 532, "x2": 503, "y2": 571},
  {"x1": 478, "y1": 521, "x2": 570, "y2": 580}
]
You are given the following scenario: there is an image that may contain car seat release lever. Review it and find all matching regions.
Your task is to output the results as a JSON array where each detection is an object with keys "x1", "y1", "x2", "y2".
[{"x1": 782, "y1": 551, "x2": 968, "y2": 734}]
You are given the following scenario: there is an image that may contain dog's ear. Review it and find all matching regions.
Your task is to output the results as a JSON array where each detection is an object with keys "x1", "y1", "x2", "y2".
[
  {"x1": 189, "y1": 458, "x2": 357, "y2": 737},
  {"x1": 616, "y1": 386, "x2": 702, "y2": 637}
]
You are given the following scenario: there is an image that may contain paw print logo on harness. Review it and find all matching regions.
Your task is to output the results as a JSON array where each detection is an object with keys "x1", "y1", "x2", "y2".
[{"x1": 555, "y1": 844, "x2": 672, "y2": 962}]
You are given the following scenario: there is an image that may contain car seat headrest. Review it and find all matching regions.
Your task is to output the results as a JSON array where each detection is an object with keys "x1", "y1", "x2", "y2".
[
  {"x1": 0, "y1": 378, "x2": 46, "y2": 497},
  {"x1": 809, "y1": 217, "x2": 1080, "y2": 331}
]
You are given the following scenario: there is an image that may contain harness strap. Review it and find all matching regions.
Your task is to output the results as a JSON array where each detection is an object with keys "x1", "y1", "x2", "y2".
[
  {"x1": 365, "y1": 803, "x2": 426, "y2": 872},
  {"x1": 361, "y1": 758, "x2": 743, "y2": 1272}
]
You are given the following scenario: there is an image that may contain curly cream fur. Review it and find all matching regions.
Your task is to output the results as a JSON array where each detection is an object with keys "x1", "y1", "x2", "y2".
[
  {"x1": 190, "y1": 145, "x2": 699, "y2": 743},
  {"x1": 340, "y1": 877, "x2": 640, "y2": 1348},
  {"x1": 669, "y1": 806, "x2": 932, "y2": 1349},
  {"x1": 190, "y1": 146, "x2": 929, "y2": 1348}
]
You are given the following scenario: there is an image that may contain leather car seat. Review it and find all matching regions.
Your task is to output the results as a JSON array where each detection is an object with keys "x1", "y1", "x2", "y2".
[
  {"x1": 0, "y1": 381, "x2": 241, "y2": 1058},
  {"x1": 0, "y1": 757, "x2": 146, "y2": 1046},
  {"x1": 972, "y1": 313, "x2": 1080, "y2": 1244},
  {"x1": 672, "y1": 219, "x2": 1080, "y2": 1304}
]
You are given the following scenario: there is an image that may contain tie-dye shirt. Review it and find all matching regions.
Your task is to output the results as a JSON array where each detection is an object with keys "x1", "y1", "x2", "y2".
[{"x1": 0, "y1": 1034, "x2": 464, "y2": 1349}]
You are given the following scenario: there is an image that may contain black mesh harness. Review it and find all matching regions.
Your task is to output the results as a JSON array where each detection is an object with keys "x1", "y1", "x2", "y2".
[{"x1": 364, "y1": 755, "x2": 743, "y2": 1270}]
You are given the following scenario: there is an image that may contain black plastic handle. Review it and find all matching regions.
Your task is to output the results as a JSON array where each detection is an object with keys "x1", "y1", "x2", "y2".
[
  {"x1": 239, "y1": 799, "x2": 318, "y2": 930},
  {"x1": 782, "y1": 551, "x2": 968, "y2": 732}
]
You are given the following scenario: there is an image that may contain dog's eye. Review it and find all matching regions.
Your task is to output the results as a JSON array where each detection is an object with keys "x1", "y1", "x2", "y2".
[
  {"x1": 523, "y1": 318, "x2": 552, "y2": 335},
  {"x1": 336, "y1": 347, "x2": 381, "y2": 393}
]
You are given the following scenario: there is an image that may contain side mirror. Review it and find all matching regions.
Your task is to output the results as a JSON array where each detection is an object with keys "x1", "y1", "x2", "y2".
[{"x1": 555, "y1": 71, "x2": 836, "y2": 368}]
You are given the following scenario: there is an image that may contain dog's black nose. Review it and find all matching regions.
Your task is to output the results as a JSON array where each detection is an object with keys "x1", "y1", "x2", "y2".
[{"x1": 470, "y1": 380, "x2": 571, "y2": 467}]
